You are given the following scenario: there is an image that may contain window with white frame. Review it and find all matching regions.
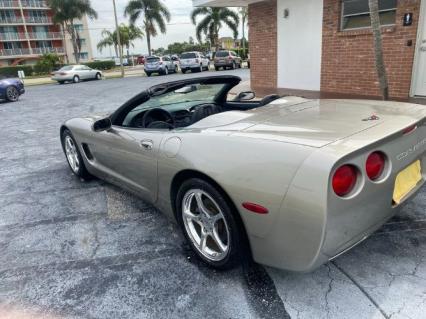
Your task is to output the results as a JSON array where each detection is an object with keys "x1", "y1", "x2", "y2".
[{"x1": 341, "y1": 0, "x2": 397, "y2": 30}]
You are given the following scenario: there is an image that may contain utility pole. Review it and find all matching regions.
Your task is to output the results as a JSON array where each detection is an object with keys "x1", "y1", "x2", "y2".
[{"x1": 112, "y1": 0, "x2": 124, "y2": 78}]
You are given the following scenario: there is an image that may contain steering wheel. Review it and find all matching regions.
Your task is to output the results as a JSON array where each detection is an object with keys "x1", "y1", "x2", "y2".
[{"x1": 142, "y1": 108, "x2": 175, "y2": 129}]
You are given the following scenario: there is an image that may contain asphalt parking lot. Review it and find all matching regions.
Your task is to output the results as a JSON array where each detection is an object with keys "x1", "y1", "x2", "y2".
[{"x1": 0, "y1": 68, "x2": 425, "y2": 319}]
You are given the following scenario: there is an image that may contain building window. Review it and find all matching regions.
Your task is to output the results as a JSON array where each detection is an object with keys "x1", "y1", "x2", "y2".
[
  {"x1": 79, "y1": 52, "x2": 89, "y2": 60},
  {"x1": 341, "y1": 0, "x2": 397, "y2": 30},
  {"x1": 74, "y1": 24, "x2": 84, "y2": 32},
  {"x1": 78, "y1": 38, "x2": 86, "y2": 47}
]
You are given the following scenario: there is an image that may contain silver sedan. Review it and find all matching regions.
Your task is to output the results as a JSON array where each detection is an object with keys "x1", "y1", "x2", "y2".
[{"x1": 51, "y1": 65, "x2": 103, "y2": 84}]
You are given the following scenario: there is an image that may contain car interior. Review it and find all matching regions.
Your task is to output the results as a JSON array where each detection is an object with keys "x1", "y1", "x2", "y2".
[{"x1": 111, "y1": 78, "x2": 280, "y2": 130}]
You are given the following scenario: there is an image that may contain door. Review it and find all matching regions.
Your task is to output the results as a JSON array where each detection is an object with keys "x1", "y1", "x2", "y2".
[
  {"x1": 90, "y1": 127, "x2": 164, "y2": 202},
  {"x1": 414, "y1": 2, "x2": 426, "y2": 96}
]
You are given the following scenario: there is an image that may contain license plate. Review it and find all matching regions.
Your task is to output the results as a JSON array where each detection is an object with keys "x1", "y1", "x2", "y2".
[{"x1": 393, "y1": 160, "x2": 422, "y2": 204}]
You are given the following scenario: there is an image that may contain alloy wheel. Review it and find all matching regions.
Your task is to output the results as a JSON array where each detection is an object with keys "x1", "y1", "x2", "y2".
[
  {"x1": 64, "y1": 135, "x2": 80, "y2": 173},
  {"x1": 6, "y1": 87, "x2": 19, "y2": 101},
  {"x1": 182, "y1": 189, "x2": 230, "y2": 261}
]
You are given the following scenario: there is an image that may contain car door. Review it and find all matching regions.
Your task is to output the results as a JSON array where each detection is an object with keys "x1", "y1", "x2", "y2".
[{"x1": 91, "y1": 126, "x2": 165, "y2": 203}]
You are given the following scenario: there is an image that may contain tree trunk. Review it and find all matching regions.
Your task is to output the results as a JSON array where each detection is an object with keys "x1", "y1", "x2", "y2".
[
  {"x1": 369, "y1": 0, "x2": 389, "y2": 100},
  {"x1": 61, "y1": 22, "x2": 69, "y2": 64},
  {"x1": 242, "y1": 16, "x2": 246, "y2": 58},
  {"x1": 146, "y1": 30, "x2": 151, "y2": 56},
  {"x1": 68, "y1": 21, "x2": 80, "y2": 64},
  {"x1": 114, "y1": 45, "x2": 118, "y2": 58}
]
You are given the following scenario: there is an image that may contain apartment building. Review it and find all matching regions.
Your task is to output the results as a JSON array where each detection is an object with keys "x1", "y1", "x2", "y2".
[{"x1": 0, "y1": 0, "x2": 93, "y2": 66}]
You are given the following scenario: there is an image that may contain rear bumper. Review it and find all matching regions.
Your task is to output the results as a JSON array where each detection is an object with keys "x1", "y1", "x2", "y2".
[
  {"x1": 144, "y1": 67, "x2": 164, "y2": 73},
  {"x1": 249, "y1": 123, "x2": 426, "y2": 271},
  {"x1": 214, "y1": 62, "x2": 233, "y2": 67},
  {"x1": 181, "y1": 63, "x2": 201, "y2": 69}
]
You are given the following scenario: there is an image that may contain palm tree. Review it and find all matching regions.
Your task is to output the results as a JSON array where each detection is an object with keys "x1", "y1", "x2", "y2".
[
  {"x1": 239, "y1": 7, "x2": 248, "y2": 59},
  {"x1": 124, "y1": 0, "x2": 171, "y2": 56},
  {"x1": 191, "y1": 7, "x2": 239, "y2": 51},
  {"x1": 369, "y1": 0, "x2": 388, "y2": 100},
  {"x1": 47, "y1": 0, "x2": 97, "y2": 64},
  {"x1": 97, "y1": 25, "x2": 144, "y2": 59}
]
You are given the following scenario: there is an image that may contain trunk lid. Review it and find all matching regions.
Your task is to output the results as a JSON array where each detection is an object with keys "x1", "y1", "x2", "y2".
[{"x1": 236, "y1": 98, "x2": 426, "y2": 148}]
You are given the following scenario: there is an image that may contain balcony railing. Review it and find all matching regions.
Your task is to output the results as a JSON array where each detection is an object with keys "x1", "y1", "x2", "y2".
[
  {"x1": 28, "y1": 32, "x2": 62, "y2": 40},
  {"x1": 0, "y1": 47, "x2": 65, "y2": 57},
  {"x1": 0, "y1": 33, "x2": 26, "y2": 41},
  {"x1": 0, "y1": 0, "x2": 48, "y2": 8},
  {"x1": 0, "y1": 16, "x2": 24, "y2": 24},
  {"x1": 22, "y1": 0, "x2": 48, "y2": 8},
  {"x1": 24, "y1": 16, "x2": 52, "y2": 24},
  {"x1": 0, "y1": 32, "x2": 62, "y2": 41}
]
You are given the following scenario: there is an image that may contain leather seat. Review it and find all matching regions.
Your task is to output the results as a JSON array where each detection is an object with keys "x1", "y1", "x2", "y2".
[{"x1": 191, "y1": 104, "x2": 222, "y2": 124}]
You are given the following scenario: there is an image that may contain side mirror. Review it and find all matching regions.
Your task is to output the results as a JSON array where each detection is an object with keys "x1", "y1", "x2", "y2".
[
  {"x1": 92, "y1": 117, "x2": 112, "y2": 132},
  {"x1": 234, "y1": 91, "x2": 256, "y2": 101}
]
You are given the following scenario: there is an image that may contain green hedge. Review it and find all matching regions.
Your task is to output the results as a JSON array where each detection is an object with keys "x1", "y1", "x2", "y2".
[
  {"x1": 0, "y1": 66, "x2": 34, "y2": 77},
  {"x1": 83, "y1": 61, "x2": 115, "y2": 70}
]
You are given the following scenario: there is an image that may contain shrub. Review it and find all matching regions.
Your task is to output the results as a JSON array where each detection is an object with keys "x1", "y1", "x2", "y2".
[
  {"x1": 33, "y1": 53, "x2": 61, "y2": 75},
  {"x1": 0, "y1": 66, "x2": 34, "y2": 78},
  {"x1": 83, "y1": 60, "x2": 115, "y2": 70}
]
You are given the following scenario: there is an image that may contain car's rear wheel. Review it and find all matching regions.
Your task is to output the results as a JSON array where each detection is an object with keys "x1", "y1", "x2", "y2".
[
  {"x1": 164, "y1": 67, "x2": 169, "y2": 75},
  {"x1": 146, "y1": 72, "x2": 152, "y2": 77},
  {"x1": 61, "y1": 129, "x2": 92, "y2": 180},
  {"x1": 95, "y1": 73, "x2": 102, "y2": 80},
  {"x1": 73, "y1": 75, "x2": 80, "y2": 83},
  {"x1": 214, "y1": 66, "x2": 220, "y2": 71},
  {"x1": 5, "y1": 86, "x2": 19, "y2": 102},
  {"x1": 58, "y1": 81, "x2": 65, "y2": 85},
  {"x1": 176, "y1": 178, "x2": 244, "y2": 269},
  {"x1": 181, "y1": 69, "x2": 187, "y2": 74}
]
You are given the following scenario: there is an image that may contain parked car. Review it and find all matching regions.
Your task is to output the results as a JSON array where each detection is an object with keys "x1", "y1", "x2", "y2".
[
  {"x1": 51, "y1": 65, "x2": 103, "y2": 84},
  {"x1": 114, "y1": 57, "x2": 129, "y2": 66},
  {"x1": 0, "y1": 76, "x2": 25, "y2": 102},
  {"x1": 144, "y1": 56, "x2": 178, "y2": 76},
  {"x1": 137, "y1": 55, "x2": 146, "y2": 65},
  {"x1": 180, "y1": 51, "x2": 210, "y2": 73},
  {"x1": 60, "y1": 75, "x2": 426, "y2": 272},
  {"x1": 214, "y1": 50, "x2": 242, "y2": 70}
]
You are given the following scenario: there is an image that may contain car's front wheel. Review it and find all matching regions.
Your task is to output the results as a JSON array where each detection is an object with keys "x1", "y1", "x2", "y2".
[
  {"x1": 5, "y1": 86, "x2": 19, "y2": 102},
  {"x1": 95, "y1": 73, "x2": 102, "y2": 80},
  {"x1": 176, "y1": 178, "x2": 244, "y2": 269},
  {"x1": 61, "y1": 129, "x2": 92, "y2": 180}
]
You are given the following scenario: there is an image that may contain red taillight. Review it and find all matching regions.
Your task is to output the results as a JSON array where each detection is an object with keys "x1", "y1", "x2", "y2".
[
  {"x1": 403, "y1": 125, "x2": 417, "y2": 135},
  {"x1": 332, "y1": 165, "x2": 357, "y2": 197},
  {"x1": 242, "y1": 202, "x2": 269, "y2": 214},
  {"x1": 366, "y1": 152, "x2": 385, "y2": 180}
]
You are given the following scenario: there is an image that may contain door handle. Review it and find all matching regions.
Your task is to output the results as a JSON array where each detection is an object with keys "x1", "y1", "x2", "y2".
[{"x1": 140, "y1": 140, "x2": 153, "y2": 150}]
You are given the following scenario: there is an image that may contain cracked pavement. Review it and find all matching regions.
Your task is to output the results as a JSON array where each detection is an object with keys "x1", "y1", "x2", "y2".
[{"x1": 0, "y1": 69, "x2": 425, "y2": 318}]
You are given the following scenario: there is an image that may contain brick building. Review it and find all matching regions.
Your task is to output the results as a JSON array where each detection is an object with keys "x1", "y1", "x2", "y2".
[
  {"x1": 0, "y1": 0, "x2": 93, "y2": 66},
  {"x1": 193, "y1": 0, "x2": 426, "y2": 100}
]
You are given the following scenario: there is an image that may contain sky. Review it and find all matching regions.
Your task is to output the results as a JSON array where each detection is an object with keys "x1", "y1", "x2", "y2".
[{"x1": 88, "y1": 0, "x2": 239, "y2": 58}]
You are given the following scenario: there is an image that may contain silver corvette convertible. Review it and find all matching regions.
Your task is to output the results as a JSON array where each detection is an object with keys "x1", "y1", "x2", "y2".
[{"x1": 60, "y1": 76, "x2": 426, "y2": 271}]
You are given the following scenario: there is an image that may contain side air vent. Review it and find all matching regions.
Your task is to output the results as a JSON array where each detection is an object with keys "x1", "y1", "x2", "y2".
[{"x1": 82, "y1": 143, "x2": 94, "y2": 160}]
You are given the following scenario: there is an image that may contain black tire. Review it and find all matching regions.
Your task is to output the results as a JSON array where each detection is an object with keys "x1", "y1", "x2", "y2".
[
  {"x1": 73, "y1": 75, "x2": 80, "y2": 83},
  {"x1": 95, "y1": 73, "x2": 102, "y2": 80},
  {"x1": 163, "y1": 67, "x2": 169, "y2": 75},
  {"x1": 58, "y1": 81, "x2": 65, "y2": 85},
  {"x1": 231, "y1": 62, "x2": 236, "y2": 70},
  {"x1": 214, "y1": 66, "x2": 220, "y2": 71},
  {"x1": 174, "y1": 65, "x2": 178, "y2": 73},
  {"x1": 176, "y1": 178, "x2": 245, "y2": 269},
  {"x1": 181, "y1": 68, "x2": 186, "y2": 74},
  {"x1": 146, "y1": 72, "x2": 152, "y2": 77},
  {"x1": 61, "y1": 129, "x2": 92, "y2": 180},
  {"x1": 5, "y1": 86, "x2": 19, "y2": 102}
]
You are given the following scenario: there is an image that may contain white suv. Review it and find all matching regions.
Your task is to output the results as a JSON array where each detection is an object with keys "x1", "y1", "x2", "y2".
[{"x1": 180, "y1": 51, "x2": 210, "y2": 73}]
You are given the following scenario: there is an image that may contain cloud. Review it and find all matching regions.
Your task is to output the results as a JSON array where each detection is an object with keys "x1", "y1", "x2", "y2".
[{"x1": 88, "y1": 0, "x2": 239, "y2": 57}]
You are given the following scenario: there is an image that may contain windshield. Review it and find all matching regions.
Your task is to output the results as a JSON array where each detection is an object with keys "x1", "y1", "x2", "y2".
[
  {"x1": 215, "y1": 51, "x2": 229, "y2": 57},
  {"x1": 181, "y1": 53, "x2": 197, "y2": 59},
  {"x1": 59, "y1": 66, "x2": 74, "y2": 71},
  {"x1": 122, "y1": 83, "x2": 226, "y2": 126},
  {"x1": 146, "y1": 57, "x2": 160, "y2": 63}
]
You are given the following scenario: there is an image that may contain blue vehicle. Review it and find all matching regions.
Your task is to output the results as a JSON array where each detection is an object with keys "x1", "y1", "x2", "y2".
[{"x1": 0, "y1": 76, "x2": 25, "y2": 102}]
